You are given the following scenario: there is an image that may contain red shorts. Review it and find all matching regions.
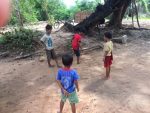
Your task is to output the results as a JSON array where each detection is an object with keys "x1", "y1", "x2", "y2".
[{"x1": 104, "y1": 56, "x2": 113, "y2": 68}]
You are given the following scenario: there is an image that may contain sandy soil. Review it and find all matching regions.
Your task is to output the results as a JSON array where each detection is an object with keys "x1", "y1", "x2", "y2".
[{"x1": 0, "y1": 35, "x2": 150, "y2": 113}]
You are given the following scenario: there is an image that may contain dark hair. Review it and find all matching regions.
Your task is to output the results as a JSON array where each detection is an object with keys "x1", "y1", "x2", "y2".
[
  {"x1": 46, "y1": 24, "x2": 52, "y2": 30},
  {"x1": 75, "y1": 28, "x2": 80, "y2": 33},
  {"x1": 62, "y1": 54, "x2": 73, "y2": 67},
  {"x1": 75, "y1": 28, "x2": 85, "y2": 34},
  {"x1": 104, "y1": 32, "x2": 112, "y2": 39}
]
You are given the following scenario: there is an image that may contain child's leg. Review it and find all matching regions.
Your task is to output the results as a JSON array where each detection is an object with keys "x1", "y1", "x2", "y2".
[
  {"x1": 55, "y1": 58, "x2": 61, "y2": 67},
  {"x1": 70, "y1": 103, "x2": 76, "y2": 113},
  {"x1": 60, "y1": 100, "x2": 65, "y2": 113},
  {"x1": 77, "y1": 50, "x2": 80, "y2": 64},
  {"x1": 77, "y1": 56, "x2": 80, "y2": 64},
  {"x1": 46, "y1": 50, "x2": 52, "y2": 67},
  {"x1": 106, "y1": 67, "x2": 110, "y2": 78},
  {"x1": 52, "y1": 49, "x2": 61, "y2": 67},
  {"x1": 109, "y1": 66, "x2": 111, "y2": 75},
  {"x1": 47, "y1": 57, "x2": 51, "y2": 67}
]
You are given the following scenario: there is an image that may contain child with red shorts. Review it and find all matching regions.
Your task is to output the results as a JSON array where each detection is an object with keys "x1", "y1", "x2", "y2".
[
  {"x1": 72, "y1": 29, "x2": 84, "y2": 64},
  {"x1": 103, "y1": 32, "x2": 113, "y2": 79}
]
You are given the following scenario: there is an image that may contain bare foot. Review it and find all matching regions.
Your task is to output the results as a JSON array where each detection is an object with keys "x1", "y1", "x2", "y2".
[
  {"x1": 101, "y1": 76, "x2": 107, "y2": 80},
  {"x1": 49, "y1": 65, "x2": 55, "y2": 68},
  {"x1": 106, "y1": 76, "x2": 110, "y2": 79}
]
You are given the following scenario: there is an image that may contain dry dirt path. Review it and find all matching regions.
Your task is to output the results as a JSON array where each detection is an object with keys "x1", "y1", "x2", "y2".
[{"x1": 0, "y1": 38, "x2": 150, "y2": 113}]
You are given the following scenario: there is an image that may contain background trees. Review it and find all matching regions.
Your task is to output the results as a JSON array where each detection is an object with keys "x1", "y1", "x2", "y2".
[
  {"x1": 8, "y1": 0, "x2": 150, "y2": 26},
  {"x1": 10, "y1": 0, "x2": 70, "y2": 25}
]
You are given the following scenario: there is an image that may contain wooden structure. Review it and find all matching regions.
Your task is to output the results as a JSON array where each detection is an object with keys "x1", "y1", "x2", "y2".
[{"x1": 74, "y1": 11, "x2": 92, "y2": 23}]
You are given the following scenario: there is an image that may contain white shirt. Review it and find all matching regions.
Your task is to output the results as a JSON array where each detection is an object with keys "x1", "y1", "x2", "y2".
[{"x1": 41, "y1": 34, "x2": 54, "y2": 50}]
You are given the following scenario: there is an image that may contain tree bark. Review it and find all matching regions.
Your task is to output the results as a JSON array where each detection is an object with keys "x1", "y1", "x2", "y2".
[
  {"x1": 108, "y1": 7, "x2": 123, "y2": 28},
  {"x1": 108, "y1": 0, "x2": 131, "y2": 28},
  {"x1": 64, "y1": 0, "x2": 131, "y2": 33}
]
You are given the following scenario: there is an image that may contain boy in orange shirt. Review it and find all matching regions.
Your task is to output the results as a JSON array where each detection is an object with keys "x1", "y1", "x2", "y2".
[{"x1": 103, "y1": 32, "x2": 113, "y2": 79}]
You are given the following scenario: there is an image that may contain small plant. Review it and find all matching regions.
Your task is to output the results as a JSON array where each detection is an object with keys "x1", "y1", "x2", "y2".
[
  {"x1": 48, "y1": 15, "x2": 55, "y2": 25},
  {"x1": 2, "y1": 28, "x2": 39, "y2": 52},
  {"x1": 66, "y1": 37, "x2": 72, "y2": 51}
]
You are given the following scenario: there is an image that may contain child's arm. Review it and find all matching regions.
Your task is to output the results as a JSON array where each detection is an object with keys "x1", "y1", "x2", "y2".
[
  {"x1": 104, "y1": 51, "x2": 109, "y2": 57},
  {"x1": 40, "y1": 35, "x2": 47, "y2": 49},
  {"x1": 41, "y1": 41, "x2": 46, "y2": 48},
  {"x1": 103, "y1": 51, "x2": 109, "y2": 61},
  {"x1": 103, "y1": 43, "x2": 110, "y2": 61},
  {"x1": 56, "y1": 80, "x2": 70, "y2": 96},
  {"x1": 78, "y1": 41, "x2": 82, "y2": 50},
  {"x1": 74, "y1": 80, "x2": 79, "y2": 92}
]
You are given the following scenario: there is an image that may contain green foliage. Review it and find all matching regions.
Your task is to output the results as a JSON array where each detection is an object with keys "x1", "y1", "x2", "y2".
[
  {"x1": 9, "y1": 0, "x2": 104, "y2": 25},
  {"x1": 10, "y1": 0, "x2": 71, "y2": 25},
  {"x1": 48, "y1": 15, "x2": 55, "y2": 25},
  {"x1": 2, "y1": 28, "x2": 36, "y2": 52},
  {"x1": 10, "y1": 0, "x2": 38, "y2": 25},
  {"x1": 75, "y1": 0, "x2": 97, "y2": 11},
  {"x1": 139, "y1": 0, "x2": 150, "y2": 13},
  {"x1": 69, "y1": 0, "x2": 104, "y2": 19},
  {"x1": 136, "y1": 0, "x2": 150, "y2": 16},
  {"x1": 20, "y1": 0, "x2": 38, "y2": 22},
  {"x1": 0, "y1": 37, "x2": 5, "y2": 44},
  {"x1": 8, "y1": 0, "x2": 150, "y2": 26}
]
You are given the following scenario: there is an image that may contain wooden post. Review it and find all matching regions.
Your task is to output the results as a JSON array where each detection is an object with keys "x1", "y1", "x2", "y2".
[
  {"x1": 15, "y1": 0, "x2": 23, "y2": 27},
  {"x1": 131, "y1": 0, "x2": 134, "y2": 27},
  {"x1": 133, "y1": 0, "x2": 140, "y2": 28}
]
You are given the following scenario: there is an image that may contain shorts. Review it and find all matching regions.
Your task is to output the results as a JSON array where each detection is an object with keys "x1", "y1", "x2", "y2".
[
  {"x1": 73, "y1": 49, "x2": 80, "y2": 57},
  {"x1": 46, "y1": 49, "x2": 56, "y2": 60},
  {"x1": 104, "y1": 56, "x2": 113, "y2": 68},
  {"x1": 61, "y1": 91, "x2": 79, "y2": 104}
]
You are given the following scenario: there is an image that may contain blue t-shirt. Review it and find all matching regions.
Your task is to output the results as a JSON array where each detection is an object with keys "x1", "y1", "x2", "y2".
[{"x1": 56, "y1": 69, "x2": 80, "y2": 93}]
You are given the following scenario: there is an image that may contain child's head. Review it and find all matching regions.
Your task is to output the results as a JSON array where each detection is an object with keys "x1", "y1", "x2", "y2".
[
  {"x1": 62, "y1": 54, "x2": 73, "y2": 67},
  {"x1": 104, "y1": 32, "x2": 112, "y2": 42},
  {"x1": 46, "y1": 24, "x2": 52, "y2": 34},
  {"x1": 75, "y1": 28, "x2": 85, "y2": 36}
]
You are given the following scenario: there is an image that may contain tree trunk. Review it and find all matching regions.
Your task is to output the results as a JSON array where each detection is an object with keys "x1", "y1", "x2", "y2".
[
  {"x1": 108, "y1": 0, "x2": 131, "y2": 28},
  {"x1": 108, "y1": 6, "x2": 124, "y2": 28},
  {"x1": 64, "y1": 0, "x2": 131, "y2": 33}
]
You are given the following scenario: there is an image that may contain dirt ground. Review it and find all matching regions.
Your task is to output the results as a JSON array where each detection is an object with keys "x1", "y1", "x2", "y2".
[
  {"x1": 0, "y1": 34, "x2": 150, "y2": 113},
  {"x1": 0, "y1": 19, "x2": 150, "y2": 113}
]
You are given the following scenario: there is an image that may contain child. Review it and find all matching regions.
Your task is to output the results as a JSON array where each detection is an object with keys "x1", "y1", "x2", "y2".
[
  {"x1": 56, "y1": 54, "x2": 80, "y2": 113},
  {"x1": 103, "y1": 32, "x2": 113, "y2": 79},
  {"x1": 41, "y1": 24, "x2": 60, "y2": 68},
  {"x1": 71, "y1": 29, "x2": 84, "y2": 64}
]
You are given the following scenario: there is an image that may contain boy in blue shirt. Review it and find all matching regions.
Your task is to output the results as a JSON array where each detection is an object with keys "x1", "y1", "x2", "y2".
[{"x1": 56, "y1": 54, "x2": 80, "y2": 113}]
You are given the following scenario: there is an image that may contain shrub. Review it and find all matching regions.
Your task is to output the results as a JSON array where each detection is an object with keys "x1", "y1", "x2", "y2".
[{"x1": 2, "y1": 28, "x2": 39, "y2": 52}]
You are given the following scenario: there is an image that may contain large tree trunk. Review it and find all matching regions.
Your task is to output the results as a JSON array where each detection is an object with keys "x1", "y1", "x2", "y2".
[
  {"x1": 69, "y1": 0, "x2": 131, "y2": 33},
  {"x1": 108, "y1": 0, "x2": 131, "y2": 28}
]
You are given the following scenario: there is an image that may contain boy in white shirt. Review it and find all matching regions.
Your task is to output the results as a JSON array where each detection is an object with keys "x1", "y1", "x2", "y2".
[{"x1": 41, "y1": 24, "x2": 60, "y2": 68}]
